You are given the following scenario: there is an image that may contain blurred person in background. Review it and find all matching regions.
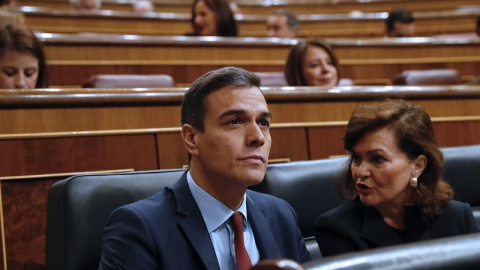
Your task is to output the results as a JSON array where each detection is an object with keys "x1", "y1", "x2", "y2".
[
  {"x1": 385, "y1": 8, "x2": 415, "y2": 37},
  {"x1": 189, "y1": 0, "x2": 238, "y2": 37},
  {"x1": 0, "y1": 23, "x2": 47, "y2": 88},
  {"x1": 267, "y1": 9, "x2": 299, "y2": 38},
  {"x1": 285, "y1": 39, "x2": 340, "y2": 88}
]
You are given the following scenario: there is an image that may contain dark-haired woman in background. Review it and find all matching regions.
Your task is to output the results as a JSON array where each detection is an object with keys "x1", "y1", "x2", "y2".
[
  {"x1": 314, "y1": 99, "x2": 478, "y2": 257},
  {"x1": 285, "y1": 39, "x2": 340, "y2": 88},
  {"x1": 0, "y1": 24, "x2": 46, "y2": 89},
  {"x1": 189, "y1": 0, "x2": 238, "y2": 37}
]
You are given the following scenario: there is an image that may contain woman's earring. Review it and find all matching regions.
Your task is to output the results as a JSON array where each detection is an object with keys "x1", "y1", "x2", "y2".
[{"x1": 404, "y1": 177, "x2": 425, "y2": 206}]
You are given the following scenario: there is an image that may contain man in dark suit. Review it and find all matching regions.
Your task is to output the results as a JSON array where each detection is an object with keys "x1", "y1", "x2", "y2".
[{"x1": 98, "y1": 67, "x2": 312, "y2": 270}]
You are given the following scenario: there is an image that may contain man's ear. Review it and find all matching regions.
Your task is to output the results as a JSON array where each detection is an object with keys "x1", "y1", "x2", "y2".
[
  {"x1": 182, "y1": 124, "x2": 199, "y2": 156},
  {"x1": 413, "y1": 154, "x2": 427, "y2": 178}
]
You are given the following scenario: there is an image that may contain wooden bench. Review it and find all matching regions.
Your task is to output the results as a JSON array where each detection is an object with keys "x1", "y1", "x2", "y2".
[
  {"x1": 36, "y1": 33, "x2": 480, "y2": 87},
  {"x1": 19, "y1": 0, "x2": 480, "y2": 15},
  {"x1": 2, "y1": 85, "x2": 480, "y2": 269},
  {"x1": 18, "y1": 6, "x2": 480, "y2": 38}
]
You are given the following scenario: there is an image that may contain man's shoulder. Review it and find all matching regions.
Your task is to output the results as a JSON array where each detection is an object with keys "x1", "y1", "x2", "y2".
[
  {"x1": 115, "y1": 187, "x2": 177, "y2": 218},
  {"x1": 246, "y1": 189, "x2": 288, "y2": 206}
]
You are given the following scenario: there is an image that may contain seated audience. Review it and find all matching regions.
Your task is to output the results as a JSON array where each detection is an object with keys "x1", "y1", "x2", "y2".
[
  {"x1": 385, "y1": 8, "x2": 415, "y2": 37},
  {"x1": 98, "y1": 67, "x2": 311, "y2": 269},
  {"x1": 188, "y1": 0, "x2": 238, "y2": 37},
  {"x1": 70, "y1": 0, "x2": 102, "y2": 10},
  {"x1": 267, "y1": 9, "x2": 299, "y2": 38},
  {"x1": 132, "y1": 0, "x2": 154, "y2": 13},
  {"x1": 314, "y1": 99, "x2": 478, "y2": 257},
  {"x1": 285, "y1": 39, "x2": 340, "y2": 88},
  {"x1": 0, "y1": 24, "x2": 46, "y2": 89}
]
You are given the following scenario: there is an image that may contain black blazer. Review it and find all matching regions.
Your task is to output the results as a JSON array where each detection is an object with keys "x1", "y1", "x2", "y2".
[
  {"x1": 314, "y1": 199, "x2": 478, "y2": 257},
  {"x1": 98, "y1": 172, "x2": 311, "y2": 270}
]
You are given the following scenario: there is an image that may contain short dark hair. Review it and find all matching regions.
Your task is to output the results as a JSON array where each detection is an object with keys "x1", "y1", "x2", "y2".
[
  {"x1": 190, "y1": 0, "x2": 238, "y2": 37},
  {"x1": 0, "y1": 23, "x2": 47, "y2": 88},
  {"x1": 338, "y1": 99, "x2": 453, "y2": 217},
  {"x1": 285, "y1": 38, "x2": 341, "y2": 86},
  {"x1": 181, "y1": 66, "x2": 261, "y2": 132},
  {"x1": 385, "y1": 8, "x2": 415, "y2": 32},
  {"x1": 272, "y1": 9, "x2": 299, "y2": 30}
]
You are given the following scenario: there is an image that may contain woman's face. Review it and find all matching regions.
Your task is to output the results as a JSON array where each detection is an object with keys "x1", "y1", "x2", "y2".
[
  {"x1": 302, "y1": 45, "x2": 338, "y2": 88},
  {"x1": 0, "y1": 51, "x2": 39, "y2": 89},
  {"x1": 350, "y1": 127, "x2": 425, "y2": 213},
  {"x1": 193, "y1": 1, "x2": 218, "y2": 36}
]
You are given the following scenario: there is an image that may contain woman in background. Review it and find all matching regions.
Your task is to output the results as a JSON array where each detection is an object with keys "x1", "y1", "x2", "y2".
[
  {"x1": 314, "y1": 99, "x2": 478, "y2": 257},
  {"x1": 0, "y1": 23, "x2": 46, "y2": 88},
  {"x1": 285, "y1": 39, "x2": 340, "y2": 88},
  {"x1": 189, "y1": 0, "x2": 238, "y2": 37}
]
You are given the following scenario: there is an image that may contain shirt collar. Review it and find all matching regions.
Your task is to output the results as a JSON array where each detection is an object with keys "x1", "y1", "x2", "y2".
[{"x1": 187, "y1": 171, "x2": 248, "y2": 233}]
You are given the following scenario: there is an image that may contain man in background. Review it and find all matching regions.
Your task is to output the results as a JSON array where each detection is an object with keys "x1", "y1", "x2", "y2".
[
  {"x1": 385, "y1": 8, "x2": 415, "y2": 37},
  {"x1": 267, "y1": 9, "x2": 299, "y2": 38}
]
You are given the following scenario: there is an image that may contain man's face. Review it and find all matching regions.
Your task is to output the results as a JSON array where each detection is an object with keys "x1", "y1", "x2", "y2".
[
  {"x1": 267, "y1": 15, "x2": 296, "y2": 38},
  {"x1": 190, "y1": 86, "x2": 272, "y2": 190},
  {"x1": 388, "y1": 22, "x2": 415, "y2": 37}
]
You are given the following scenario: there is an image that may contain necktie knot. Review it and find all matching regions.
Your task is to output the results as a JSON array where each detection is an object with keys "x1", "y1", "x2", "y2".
[{"x1": 231, "y1": 212, "x2": 252, "y2": 270}]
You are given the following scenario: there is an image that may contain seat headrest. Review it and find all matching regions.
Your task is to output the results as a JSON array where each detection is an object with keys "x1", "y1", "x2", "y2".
[
  {"x1": 255, "y1": 72, "x2": 288, "y2": 87},
  {"x1": 393, "y1": 69, "x2": 461, "y2": 85},
  {"x1": 82, "y1": 74, "x2": 175, "y2": 88}
]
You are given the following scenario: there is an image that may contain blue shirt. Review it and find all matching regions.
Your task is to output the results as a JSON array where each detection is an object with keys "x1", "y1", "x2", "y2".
[{"x1": 187, "y1": 172, "x2": 260, "y2": 270}]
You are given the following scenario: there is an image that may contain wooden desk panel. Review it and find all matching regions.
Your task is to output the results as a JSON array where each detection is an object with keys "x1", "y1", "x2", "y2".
[
  {"x1": 3, "y1": 86, "x2": 480, "y2": 135},
  {"x1": 40, "y1": 34, "x2": 480, "y2": 86},
  {"x1": 2, "y1": 86, "x2": 480, "y2": 269},
  {"x1": 20, "y1": 7, "x2": 480, "y2": 38},
  {"x1": 20, "y1": 0, "x2": 480, "y2": 15}
]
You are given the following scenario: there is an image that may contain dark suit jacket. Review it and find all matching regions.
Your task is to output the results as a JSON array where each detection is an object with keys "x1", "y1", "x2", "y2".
[
  {"x1": 98, "y1": 172, "x2": 311, "y2": 269},
  {"x1": 314, "y1": 199, "x2": 478, "y2": 257}
]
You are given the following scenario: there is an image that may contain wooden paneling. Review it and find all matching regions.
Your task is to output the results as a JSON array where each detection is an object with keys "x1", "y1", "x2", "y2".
[
  {"x1": 2, "y1": 178, "x2": 58, "y2": 270},
  {"x1": 270, "y1": 128, "x2": 309, "y2": 162},
  {"x1": 39, "y1": 34, "x2": 480, "y2": 86},
  {"x1": 19, "y1": 6, "x2": 480, "y2": 38},
  {"x1": 308, "y1": 125, "x2": 347, "y2": 160},
  {"x1": 0, "y1": 135, "x2": 158, "y2": 177},
  {"x1": 19, "y1": 0, "x2": 480, "y2": 15},
  {"x1": 156, "y1": 132, "x2": 188, "y2": 169}
]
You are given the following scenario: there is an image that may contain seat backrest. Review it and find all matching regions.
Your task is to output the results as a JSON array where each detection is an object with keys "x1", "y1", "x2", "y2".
[
  {"x1": 45, "y1": 169, "x2": 185, "y2": 270},
  {"x1": 393, "y1": 69, "x2": 462, "y2": 85},
  {"x1": 81, "y1": 74, "x2": 175, "y2": 88},
  {"x1": 255, "y1": 72, "x2": 288, "y2": 87},
  {"x1": 303, "y1": 233, "x2": 480, "y2": 270},
  {"x1": 252, "y1": 157, "x2": 348, "y2": 238},
  {"x1": 46, "y1": 145, "x2": 480, "y2": 269},
  {"x1": 442, "y1": 144, "x2": 480, "y2": 208}
]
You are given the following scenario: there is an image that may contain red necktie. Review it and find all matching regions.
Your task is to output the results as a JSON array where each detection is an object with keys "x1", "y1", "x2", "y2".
[{"x1": 231, "y1": 212, "x2": 252, "y2": 270}]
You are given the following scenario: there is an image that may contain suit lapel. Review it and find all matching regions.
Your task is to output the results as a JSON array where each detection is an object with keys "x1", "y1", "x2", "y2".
[
  {"x1": 246, "y1": 194, "x2": 282, "y2": 259},
  {"x1": 172, "y1": 173, "x2": 221, "y2": 270}
]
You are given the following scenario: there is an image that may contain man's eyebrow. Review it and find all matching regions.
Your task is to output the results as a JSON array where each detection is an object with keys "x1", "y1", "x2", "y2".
[
  {"x1": 261, "y1": 111, "x2": 273, "y2": 119},
  {"x1": 217, "y1": 110, "x2": 272, "y2": 119}
]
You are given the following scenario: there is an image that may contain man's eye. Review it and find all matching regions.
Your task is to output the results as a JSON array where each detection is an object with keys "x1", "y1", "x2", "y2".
[
  {"x1": 230, "y1": 119, "x2": 240, "y2": 125},
  {"x1": 259, "y1": 120, "x2": 270, "y2": 127}
]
